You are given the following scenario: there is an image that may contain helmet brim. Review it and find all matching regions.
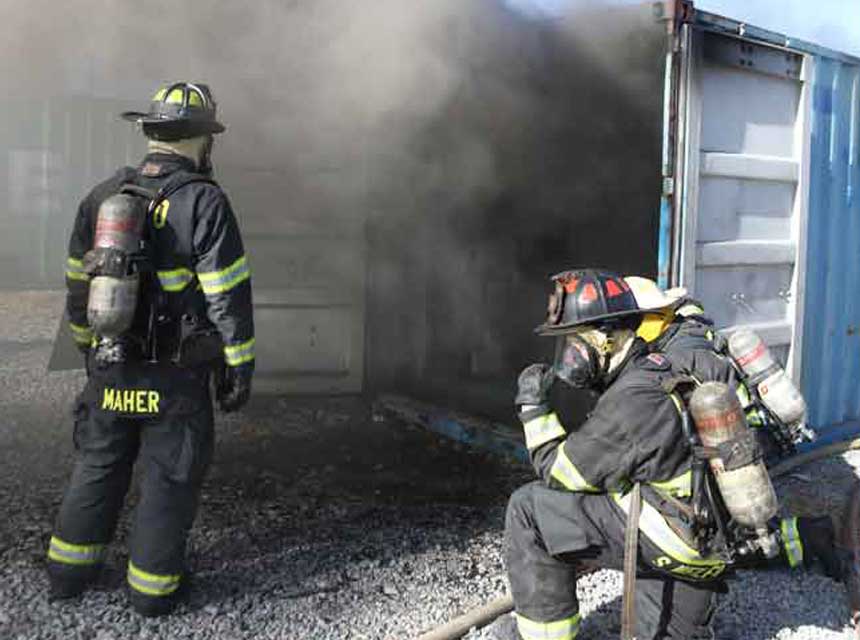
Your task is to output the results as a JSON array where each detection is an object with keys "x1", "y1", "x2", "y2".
[
  {"x1": 534, "y1": 308, "x2": 644, "y2": 336},
  {"x1": 120, "y1": 112, "x2": 226, "y2": 135}
]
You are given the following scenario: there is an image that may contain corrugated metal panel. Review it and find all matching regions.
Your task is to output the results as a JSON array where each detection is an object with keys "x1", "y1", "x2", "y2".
[{"x1": 801, "y1": 57, "x2": 860, "y2": 435}]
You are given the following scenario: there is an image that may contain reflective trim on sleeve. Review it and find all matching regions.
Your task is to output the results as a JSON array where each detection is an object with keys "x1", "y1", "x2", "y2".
[
  {"x1": 613, "y1": 491, "x2": 725, "y2": 570},
  {"x1": 781, "y1": 516, "x2": 804, "y2": 568},
  {"x1": 157, "y1": 267, "x2": 195, "y2": 293},
  {"x1": 197, "y1": 255, "x2": 250, "y2": 295},
  {"x1": 515, "y1": 612, "x2": 581, "y2": 640},
  {"x1": 69, "y1": 323, "x2": 93, "y2": 346},
  {"x1": 65, "y1": 256, "x2": 90, "y2": 282},
  {"x1": 649, "y1": 469, "x2": 692, "y2": 498},
  {"x1": 549, "y1": 446, "x2": 599, "y2": 493},
  {"x1": 523, "y1": 412, "x2": 566, "y2": 450},
  {"x1": 224, "y1": 337, "x2": 255, "y2": 367},
  {"x1": 676, "y1": 303, "x2": 705, "y2": 317},
  {"x1": 127, "y1": 561, "x2": 181, "y2": 597},
  {"x1": 47, "y1": 536, "x2": 105, "y2": 566}
]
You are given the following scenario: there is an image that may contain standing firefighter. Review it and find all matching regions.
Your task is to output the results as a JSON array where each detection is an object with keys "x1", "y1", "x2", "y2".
[
  {"x1": 49, "y1": 82, "x2": 254, "y2": 617},
  {"x1": 501, "y1": 269, "x2": 854, "y2": 640}
]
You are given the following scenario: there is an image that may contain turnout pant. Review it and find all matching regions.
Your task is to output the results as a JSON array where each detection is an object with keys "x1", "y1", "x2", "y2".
[
  {"x1": 47, "y1": 360, "x2": 213, "y2": 616},
  {"x1": 506, "y1": 482, "x2": 836, "y2": 640}
]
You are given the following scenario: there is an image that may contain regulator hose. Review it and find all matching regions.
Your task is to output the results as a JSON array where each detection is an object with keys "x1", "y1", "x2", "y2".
[{"x1": 416, "y1": 437, "x2": 860, "y2": 640}]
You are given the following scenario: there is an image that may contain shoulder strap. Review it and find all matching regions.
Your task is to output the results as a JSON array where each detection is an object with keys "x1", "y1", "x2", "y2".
[{"x1": 150, "y1": 171, "x2": 217, "y2": 213}]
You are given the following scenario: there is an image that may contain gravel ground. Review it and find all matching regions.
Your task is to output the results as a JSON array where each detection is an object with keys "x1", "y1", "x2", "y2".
[{"x1": 1, "y1": 291, "x2": 858, "y2": 639}]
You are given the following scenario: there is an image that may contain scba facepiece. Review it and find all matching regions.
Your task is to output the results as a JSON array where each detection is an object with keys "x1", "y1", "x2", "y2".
[{"x1": 553, "y1": 327, "x2": 617, "y2": 389}]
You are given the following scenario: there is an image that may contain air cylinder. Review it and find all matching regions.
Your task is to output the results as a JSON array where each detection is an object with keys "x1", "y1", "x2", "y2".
[
  {"x1": 86, "y1": 193, "x2": 144, "y2": 338},
  {"x1": 727, "y1": 329, "x2": 806, "y2": 430},
  {"x1": 689, "y1": 381, "x2": 779, "y2": 556}
]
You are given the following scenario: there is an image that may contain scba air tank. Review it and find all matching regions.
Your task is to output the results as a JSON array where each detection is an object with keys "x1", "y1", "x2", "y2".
[
  {"x1": 727, "y1": 329, "x2": 806, "y2": 431},
  {"x1": 689, "y1": 381, "x2": 779, "y2": 557},
  {"x1": 86, "y1": 193, "x2": 145, "y2": 339}
]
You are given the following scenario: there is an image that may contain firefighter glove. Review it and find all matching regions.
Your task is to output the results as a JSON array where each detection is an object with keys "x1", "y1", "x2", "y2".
[
  {"x1": 515, "y1": 363, "x2": 554, "y2": 414},
  {"x1": 217, "y1": 363, "x2": 252, "y2": 413}
]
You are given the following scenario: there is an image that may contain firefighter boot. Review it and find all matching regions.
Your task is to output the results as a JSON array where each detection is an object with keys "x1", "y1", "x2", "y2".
[
  {"x1": 796, "y1": 515, "x2": 847, "y2": 580},
  {"x1": 837, "y1": 482, "x2": 860, "y2": 630},
  {"x1": 483, "y1": 613, "x2": 522, "y2": 640},
  {"x1": 46, "y1": 562, "x2": 101, "y2": 600}
]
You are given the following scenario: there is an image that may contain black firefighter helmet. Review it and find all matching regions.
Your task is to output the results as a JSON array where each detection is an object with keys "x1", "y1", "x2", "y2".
[
  {"x1": 535, "y1": 269, "x2": 643, "y2": 336},
  {"x1": 121, "y1": 82, "x2": 225, "y2": 141}
]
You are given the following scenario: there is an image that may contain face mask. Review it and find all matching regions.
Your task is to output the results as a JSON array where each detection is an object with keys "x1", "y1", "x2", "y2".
[{"x1": 553, "y1": 333, "x2": 604, "y2": 389}]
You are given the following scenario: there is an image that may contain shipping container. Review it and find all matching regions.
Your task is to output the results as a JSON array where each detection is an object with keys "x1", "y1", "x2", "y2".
[{"x1": 2, "y1": 1, "x2": 857, "y2": 455}]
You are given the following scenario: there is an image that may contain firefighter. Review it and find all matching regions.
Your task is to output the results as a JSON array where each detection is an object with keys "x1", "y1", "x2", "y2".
[
  {"x1": 500, "y1": 269, "x2": 852, "y2": 640},
  {"x1": 48, "y1": 82, "x2": 254, "y2": 617}
]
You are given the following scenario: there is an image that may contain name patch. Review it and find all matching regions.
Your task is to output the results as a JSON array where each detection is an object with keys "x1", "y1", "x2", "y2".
[{"x1": 102, "y1": 388, "x2": 160, "y2": 414}]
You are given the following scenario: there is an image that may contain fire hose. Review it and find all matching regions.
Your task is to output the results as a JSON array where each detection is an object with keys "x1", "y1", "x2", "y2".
[{"x1": 415, "y1": 437, "x2": 860, "y2": 640}]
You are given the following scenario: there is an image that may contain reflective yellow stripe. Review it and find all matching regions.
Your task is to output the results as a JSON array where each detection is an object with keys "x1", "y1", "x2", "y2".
[
  {"x1": 613, "y1": 491, "x2": 725, "y2": 569},
  {"x1": 69, "y1": 323, "x2": 93, "y2": 345},
  {"x1": 198, "y1": 256, "x2": 251, "y2": 295},
  {"x1": 549, "y1": 446, "x2": 599, "y2": 492},
  {"x1": 523, "y1": 412, "x2": 566, "y2": 450},
  {"x1": 157, "y1": 267, "x2": 195, "y2": 292},
  {"x1": 224, "y1": 337, "x2": 255, "y2": 367},
  {"x1": 47, "y1": 536, "x2": 105, "y2": 566},
  {"x1": 127, "y1": 561, "x2": 181, "y2": 597},
  {"x1": 515, "y1": 612, "x2": 581, "y2": 640},
  {"x1": 781, "y1": 517, "x2": 804, "y2": 568},
  {"x1": 649, "y1": 469, "x2": 692, "y2": 498},
  {"x1": 152, "y1": 88, "x2": 167, "y2": 101},
  {"x1": 735, "y1": 383, "x2": 753, "y2": 408},
  {"x1": 65, "y1": 256, "x2": 90, "y2": 282}
]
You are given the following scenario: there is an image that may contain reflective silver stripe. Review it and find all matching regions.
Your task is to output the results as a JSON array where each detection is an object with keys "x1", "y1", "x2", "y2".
[
  {"x1": 523, "y1": 412, "x2": 566, "y2": 450},
  {"x1": 781, "y1": 517, "x2": 804, "y2": 568},
  {"x1": 613, "y1": 491, "x2": 725, "y2": 569},
  {"x1": 224, "y1": 337, "x2": 255, "y2": 366},
  {"x1": 157, "y1": 267, "x2": 194, "y2": 292},
  {"x1": 515, "y1": 612, "x2": 581, "y2": 640},
  {"x1": 47, "y1": 536, "x2": 105, "y2": 566},
  {"x1": 198, "y1": 255, "x2": 251, "y2": 295},
  {"x1": 549, "y1": 446, "x2": 598, "y2": 492},
  {"x1": 127, "y1": 561, "x2": 181, "y2": 596}
]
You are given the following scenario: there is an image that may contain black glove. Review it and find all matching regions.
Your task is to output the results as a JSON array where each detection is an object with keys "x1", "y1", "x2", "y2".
[
  {"x1": 515, "y1": 363, "x2": 554, "y2": 413},
  {"x1": 217, "y1": 363, "x2": 253, "y2": 413}
]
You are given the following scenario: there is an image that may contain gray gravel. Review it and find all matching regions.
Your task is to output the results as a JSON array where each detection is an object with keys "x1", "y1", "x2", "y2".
[{"x1": 1, "y1": 291, "x2": 858, "y2": 639}]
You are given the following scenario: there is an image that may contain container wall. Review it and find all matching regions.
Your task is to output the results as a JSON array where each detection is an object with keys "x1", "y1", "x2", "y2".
[{"x1": 801, "y1": 57, "x2": 860, "y2": 437}]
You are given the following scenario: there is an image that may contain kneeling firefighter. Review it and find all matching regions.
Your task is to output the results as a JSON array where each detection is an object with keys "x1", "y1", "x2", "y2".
[
  {"x1": 49, "y1": 82, "x2": 254, "y2": 617},
  {"x1": 503, "y1": 269, "x2": 854, "y2": 640}
]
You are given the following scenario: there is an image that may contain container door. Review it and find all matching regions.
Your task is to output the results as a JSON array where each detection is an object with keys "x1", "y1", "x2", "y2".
[
  {"x1": 225, "y1": 166, "x2": 366, "y2": 395},
  {"x1": 675, "y1": 31, "x2": 810, "y2": 378}
]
